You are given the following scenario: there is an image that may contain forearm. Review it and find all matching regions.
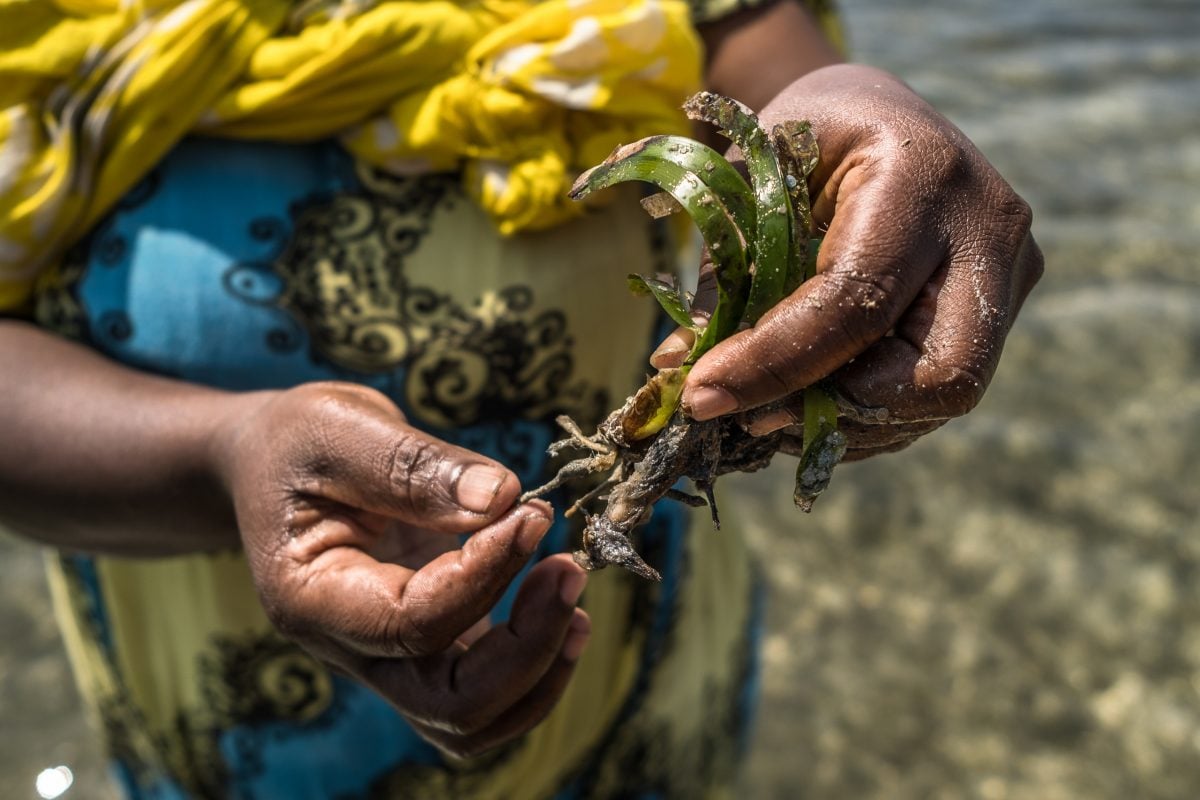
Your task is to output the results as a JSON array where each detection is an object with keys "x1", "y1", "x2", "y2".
[
  {"x1": 0, "y1": 319, "x2": 268, "y2": 555},
  {"x1": 700, "y1": 0, "x2": 844, "y2": 111}
]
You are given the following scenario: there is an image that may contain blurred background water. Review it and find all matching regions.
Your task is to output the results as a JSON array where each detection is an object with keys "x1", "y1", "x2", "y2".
[
  {"x1": 2, "y1": 0, "x2": 1198, "y2": 798},
  {"x1": 738, "y1": 0, "x2": 1200, "y2": 797}
]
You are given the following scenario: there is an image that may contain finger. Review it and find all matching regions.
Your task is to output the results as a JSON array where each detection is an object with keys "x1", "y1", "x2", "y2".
[
  {"x1": 299, "y1": 387, "x2": 520, "y2": 532},
  {"x1": 450, "y1": 555, "x2": 587, "y2": 708},
  {"x1": 1010, "y1": 231, "x2": 1045, "y2": 316},
  {"x1": 691, "y1": 254, "x2": 721, "y2": 315},
  {"x1": 649, "y1": 326, "x2": 696, "y2": 370},
  {"x1": 835, "y1": 221, "x2": 1041, "y2": 421},
  {"x1": 419, "y1": 616, "x2": 588, "y2": 759},
  {"x1": 836, "y1": 418, "x2": 946, "y2": 449},
  {"x1": 457, "y1": 615, "x2": 492, "y2": 647},
  {"x1": 739, "y1": 388, "x2": 901, "y2": 436},
  {"x1": 682, "y1": 154, "x2": 944, "y2": 420},
  {"x1": 740, "y1": 397, "x2": 803, "y2": 437},
  {"x1": 388, "y1": 556, "x2": 587, "y2": 736},
  {"x1": 777, "y1": 418, "x2": 941, "y2": 457},
  {"x1": 649, "y1": 259, "x2": 719, "y2": 369},
  {"x1": 284, "y1": 502, "x2": 552, "y2": 659},
  {"x1": 744, "y1": 392, "x2": 944, "y2": 439},
  {"x1": 362, "y1": 518, "x2": 458, "y2": 570}
]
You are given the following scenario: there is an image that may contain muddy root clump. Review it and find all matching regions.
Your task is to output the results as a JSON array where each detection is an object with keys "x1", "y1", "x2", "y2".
[{"x1": 521, "y1": 395, "x2": 781, "y2": 581}]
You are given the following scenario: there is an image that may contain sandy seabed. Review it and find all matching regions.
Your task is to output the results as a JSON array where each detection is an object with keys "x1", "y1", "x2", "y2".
[
  {"x1": 739, "y1": 1, "x2": 1200, "y2": 796},
  {"x1": 3, "y1": 1, "x2": 1199, "y2": 798}
]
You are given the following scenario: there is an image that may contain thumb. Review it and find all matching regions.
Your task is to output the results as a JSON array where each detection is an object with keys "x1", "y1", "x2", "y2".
[{"x1": 290, "y1": 386, "x2": 520, "y2": 532}]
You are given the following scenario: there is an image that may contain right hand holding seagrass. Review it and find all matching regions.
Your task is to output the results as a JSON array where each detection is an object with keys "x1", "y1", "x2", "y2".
[{"x1": 654, "y1": 65, "x2": 1044, "y2": 461}]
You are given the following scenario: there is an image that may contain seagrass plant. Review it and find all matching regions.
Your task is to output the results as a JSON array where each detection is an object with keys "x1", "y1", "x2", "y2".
[{"x1": 523, "y1": 92, "x2": 847, "y2": 581}]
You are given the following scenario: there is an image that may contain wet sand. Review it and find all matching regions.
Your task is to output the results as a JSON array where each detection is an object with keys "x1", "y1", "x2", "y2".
[{"x1": 2, "y1": 1, "x2": 1198, "y2": 798}]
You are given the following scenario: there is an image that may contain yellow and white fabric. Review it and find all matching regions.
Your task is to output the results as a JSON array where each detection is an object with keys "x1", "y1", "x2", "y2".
[{"x1": 0, "y1": 0, "x2": 704, "y2": 310}]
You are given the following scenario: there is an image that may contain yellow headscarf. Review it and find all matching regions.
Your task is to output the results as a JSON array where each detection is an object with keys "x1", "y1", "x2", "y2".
[{"x1": 0, "y1": 0, "x2": 703, "y2": 310}]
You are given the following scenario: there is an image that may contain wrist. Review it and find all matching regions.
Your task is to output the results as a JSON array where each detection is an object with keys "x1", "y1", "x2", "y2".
[
  {"x1": 204, "y1": 388, "x2": 282, "y2": 507},
  {"x1": 0, "y1": 321, "x2": 288, "y2": 554},
  {"x1": 701, "y1": 0, "x2": 844, "y2": 111}
]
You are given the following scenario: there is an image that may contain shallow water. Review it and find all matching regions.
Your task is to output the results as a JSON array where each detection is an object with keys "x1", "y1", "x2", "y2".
[
  {"x1": 2, "y1": 1, "x2": 1198, "y2": 798},
  {"x1": 737, "y1": 0, "x2": 1200, "y2": 797}
]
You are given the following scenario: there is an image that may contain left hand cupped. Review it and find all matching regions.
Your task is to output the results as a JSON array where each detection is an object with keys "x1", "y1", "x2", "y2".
[{"x1": 657, "y1": 64, "x2": 1043, "y2": 460}]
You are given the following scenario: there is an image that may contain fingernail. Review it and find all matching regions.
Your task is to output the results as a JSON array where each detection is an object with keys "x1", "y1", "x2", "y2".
[
  {"x1": 684, "y1": 385, "x2": 739, "y2": 421},
  {"x1": 455, "y1": 464, "x2": 507, "y2": 514},
  {"x1": 516, "y1": 510, "x2": 551, "y2": 554},
  {"x1": 561, "y1": 614, "x2": 591, "y2": 662},
  {"x1": 649, "y1": 329, "x2": 694, "y2": 368},
  {"x1": 559, "y1": 569, "x2": 588, "y2": 606}
]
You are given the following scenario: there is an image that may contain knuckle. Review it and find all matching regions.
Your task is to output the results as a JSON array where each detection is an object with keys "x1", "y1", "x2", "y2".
[
  {"x1": 928, "y1": 362, "x2": 989, "y2": 417},
  {"x1": 977, "y1": 186, "x2": 1036, "y2": 257},
  {"x1": 390, "y1": 599, "x2": 457, "y2": 658},
  {"x1": 887, "y1": 127, "x2": 972, "y2": 192},
  {"x1": 847, "y1": 269, "x2": 901, "y2": 313},
  {"x1": 948, "y1": 142, "x2": 980, "y2": 186},
  {"x1": 293, "y1": 382, "x2": 399, "y2": 441},
  {"x1": 822, "y1": 269, "x2": 904, "y2": 348},
  {"x1": 292, "y1": 381, "x2": 370, "y2": 418},
  {"x1": 385, "y1": 431, "x2": 446, "y2": 516},
  {"x1": 307, "y1": 391, "x2": 357, "y2": 431},
  {"x1": 739, "y1": 347, "x2": 794, "y2": 399},
  {"x1": 921, "y1": 139, "x2": 973, "y2": 190},
  {"x1": 292, "y1": 387, "x2": 375, "y2": 468},
  {"x1": 995, "y1": 190, "x2": 1034, "y2": 235}
]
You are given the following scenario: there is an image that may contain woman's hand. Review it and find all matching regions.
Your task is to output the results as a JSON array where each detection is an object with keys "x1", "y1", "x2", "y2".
[
  {"x1": 0, "y1": 322, "x2": 588, "y2": 757},
  {"x1": 218, "y1": 382, "x2": 590, "y2": 757},
  {"x1": 656, "y1": 64, "x2": 1043, "y2": 460}
]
